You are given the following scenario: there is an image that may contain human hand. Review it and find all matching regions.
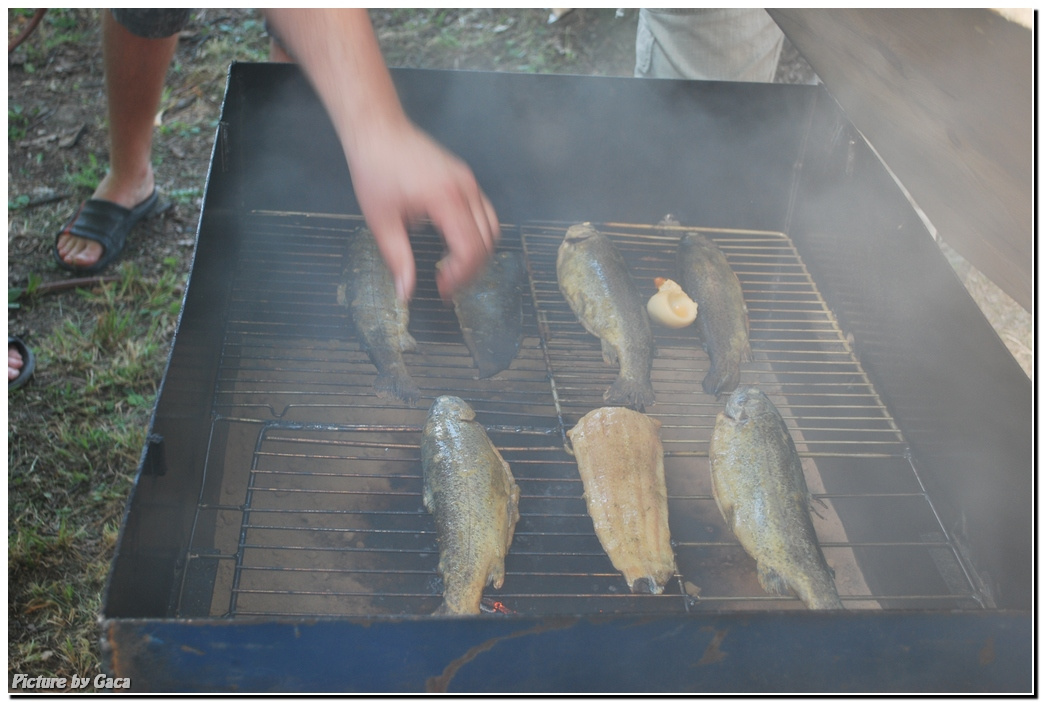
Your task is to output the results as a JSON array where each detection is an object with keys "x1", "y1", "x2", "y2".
[
  {"x1": 347, "y1": 118, "x2": 499, "y2": 302},
  {"x1": 260, "y1": 10, "x2": 499, "y2": 300}
]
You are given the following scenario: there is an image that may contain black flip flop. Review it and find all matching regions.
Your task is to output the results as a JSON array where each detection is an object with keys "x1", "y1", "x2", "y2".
[
  {"x1": 8, "y1": 336, "x2": 35, "y2": 391},
  {"x1": 53, "y1": 188, "x2": 159, "y2": 274}
]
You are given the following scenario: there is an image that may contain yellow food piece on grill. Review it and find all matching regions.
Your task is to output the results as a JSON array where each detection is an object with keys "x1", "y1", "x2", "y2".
[{"x1": 647, "y1": 277, "x2": 698, "y2": 328}]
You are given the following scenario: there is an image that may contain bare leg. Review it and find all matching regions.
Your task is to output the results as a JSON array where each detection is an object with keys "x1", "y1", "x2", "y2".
[
  {"x1": 55, "y1": 11, "x2": 178, "y2": 269},
  {"x1": 269, "y1": 37, "x2": 293, "y2": 63}
]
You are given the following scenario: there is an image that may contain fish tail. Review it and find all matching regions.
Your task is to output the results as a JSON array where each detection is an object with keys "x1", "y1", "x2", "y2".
[
  {"x1": 703, "y1": 356, "x2": 741, "y2": 398},
  {"x1": 802, "y1": 583, "x2": 845, "y2": 610},
  {"x1": 374, "y1": 370, "x2": 420, "y2": 406},
  {"x1": 631, "y1": 576, "x2": 664, "y2": 595},
  {"x1": 433, "y1": 600, "x2": 467, "y2": 616},
  {"x1": 605, "y1": 376, "x2": 655, "y2": 411}
]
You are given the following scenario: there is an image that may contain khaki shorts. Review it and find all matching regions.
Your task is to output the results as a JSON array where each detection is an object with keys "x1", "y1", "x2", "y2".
[{"x1": 635, "y1": 8, "x2": 784, "y2": 82}]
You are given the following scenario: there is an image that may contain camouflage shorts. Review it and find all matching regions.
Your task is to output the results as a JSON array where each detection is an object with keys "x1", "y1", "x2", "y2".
[{"x1": 110, "y1": 9, "x2": 192, "y2": 39}]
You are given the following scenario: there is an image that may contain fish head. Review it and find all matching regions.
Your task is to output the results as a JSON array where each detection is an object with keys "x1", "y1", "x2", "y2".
[
  {"x1": 427, "y1": 395, "x2": 477, "y2": 423},
  {"x1": 679, "y1": 230, "x2": 708, "y2": 249},
  {"x1": 563, "y1": 222, "x2": 599, "y2": 244},
  {"x1": 658, "y1": 213, "x2": 681, "y2": 228},
  {"x1": 722, "y1": 385, "x2": 773, "y2": 424}
]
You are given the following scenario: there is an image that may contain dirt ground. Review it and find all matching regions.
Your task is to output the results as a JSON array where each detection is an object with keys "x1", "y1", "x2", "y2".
[{"x1": 6, "y1": 7, "x2": 1032, "y2": 687}]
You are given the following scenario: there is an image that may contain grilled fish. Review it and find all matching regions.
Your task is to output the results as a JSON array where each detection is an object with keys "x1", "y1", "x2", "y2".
[
  {"x1": 676, "y1": 225, "x2": 751, "y2": 397},
  {"x1": 567, "y1": 406, "x2": 676, "y2": 594},
  {"x1": 451, "y1": 250, "x2": 526, "y2": 379},
  {"x1": 422, "y1": 395, "x2": 521, "y2": 615},
  {"x1": 709, "y1": 386, "x2": 843, "y2": 609},
  {"x1": 557, "y1": 223, "x2": 655, "y2": 410},
  {"x1": 339, "y1": 227, "x2": 420, "y2": 406}
]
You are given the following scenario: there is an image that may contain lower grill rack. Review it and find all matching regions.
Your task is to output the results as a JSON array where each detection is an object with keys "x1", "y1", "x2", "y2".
[{"x1": 176, "y1": 213, "x2": 987, "y2": 619}]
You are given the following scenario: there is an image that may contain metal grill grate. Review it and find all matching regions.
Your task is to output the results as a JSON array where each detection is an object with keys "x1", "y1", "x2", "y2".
[{"x1": 177, "y1": 212, "x2": 986, "y2": 619}]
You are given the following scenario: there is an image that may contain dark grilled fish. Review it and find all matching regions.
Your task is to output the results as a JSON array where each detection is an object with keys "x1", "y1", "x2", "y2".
[
  {"x1": 338, "y1": 227, "x2": 420, "y2": 406},
  {"x1": 709, "y1": 386, "x2": 843, "y2": 609},
  {"x1": 557, "y1": 222, "x2": 655, "y2": 410},
  {"x1": 676, "y1": 226, "x2": 751, "y2": 397},
  {"x1": 422, "y1": 395, "x2": 521, "y2": 615},
  {"x1": 451, "y1": 250, "x2": 526, "y2": 379},
  {"x1": 567, "y1": 406, "x2": 677, "y2": 594}
]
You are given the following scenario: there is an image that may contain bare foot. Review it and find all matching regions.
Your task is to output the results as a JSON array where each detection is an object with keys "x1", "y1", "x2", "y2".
[
  {"x1": 9, "y1": 344, "x2": 25, "y2": 382},
  {"x1": 55, "y1": 169, "x2": 156, "y2": 269}
]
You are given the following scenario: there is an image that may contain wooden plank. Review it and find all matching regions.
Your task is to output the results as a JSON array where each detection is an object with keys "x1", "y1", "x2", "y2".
[{"x1": 770, "y1": 9, "x2": 1033, "y2": 312}]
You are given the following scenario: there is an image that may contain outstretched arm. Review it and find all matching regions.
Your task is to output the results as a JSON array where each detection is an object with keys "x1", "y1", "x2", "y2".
[{"x1": 263, "y1": 9, "x2": 500, "y2": 301}]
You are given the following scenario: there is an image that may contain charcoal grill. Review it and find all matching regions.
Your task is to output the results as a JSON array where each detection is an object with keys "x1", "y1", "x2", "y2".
[{"x1": 100, "y1": 64, "x2": 1032, "y2": 692}]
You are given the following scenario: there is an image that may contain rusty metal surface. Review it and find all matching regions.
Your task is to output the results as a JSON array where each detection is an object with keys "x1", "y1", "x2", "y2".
[
  {"x1": 164, "y1": 214, "x2": 985, "y2": 620},
  {"x1": 101, "y1": 611, "x2": 1031, "y2": 692},
  {"x1": 101, "y1": 65, "x2": 1033, "y2": 693}
]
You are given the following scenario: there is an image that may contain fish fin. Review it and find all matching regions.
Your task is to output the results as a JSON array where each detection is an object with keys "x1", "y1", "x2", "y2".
[
  {"x1": 715, "y1": 499, "x2": 736, "y2": 531},
  {"x1": 433, "y1": 601, "x2": 466, "y2": 616},
  {"x1": 399, "y1": 331, "x2": 418, "y2": 353},
  {"x1": 455, "y1": 402, "x2": 478, "y2": 422},
  {"x1": 703, "y1": 358, "x2": 740, "y2": 398},
  {"x1": 808, "y1": 493, "x2": 829, "y2": 519},
  {"x1": 605, "y1": 377, "x2": 655, "y2": 411},
  {"x1": 374, "y1": 372, "x2": 420, "y2": 407},
  {"x1": 509, "y1": 483, "x2": 522, "y2": 522},
  {"x1": 757, "y1": 564, "x2": 793, "y2": 597},
  {"x1": 488, "y1": 562, "x2": 506, "y2": 590},
  {"x1": 600, "y1": 339, "x2": 619, "y2": 366}
]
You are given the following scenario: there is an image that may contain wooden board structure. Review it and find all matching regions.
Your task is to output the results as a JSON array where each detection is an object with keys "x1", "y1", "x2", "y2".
[{"x1": 770, "y1": 9, "x2": 1033, "y2": 312}]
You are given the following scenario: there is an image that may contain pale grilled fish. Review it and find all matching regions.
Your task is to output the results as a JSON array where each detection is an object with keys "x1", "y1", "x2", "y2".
[{"x1": 567, "y1": 406, "x2": 676, "y2": 594}]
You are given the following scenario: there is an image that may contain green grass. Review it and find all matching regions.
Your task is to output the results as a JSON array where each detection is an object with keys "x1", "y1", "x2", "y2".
[
  {"x1": 9, "y1": 103, "x2": 33, "y2": 141},
  {"x1": 12, "y1": 9, "x2": 94, "y2": 71},
  {"x1": 373, "y1": 9, "x2": 590, "y2": 74},
  {"x1": 7, "y1": 9, "x2": 275, "y2": 683},
  {"x1": 8, "y1": 260, "x2": 184, "y2": 686},
  {"x1": 63, "y1": 152, "x2": 103, "y2": 192}
]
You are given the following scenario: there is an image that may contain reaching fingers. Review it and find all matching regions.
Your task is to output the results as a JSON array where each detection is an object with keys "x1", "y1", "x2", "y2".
[
  {"x1": 474, "y1": 186, "x2": 500, "y2": 253},
  {"x1": 351, "y1": 125, "x2": 499, "y2": 302},
  {"x1": 367, "y1": 215, "x2": 417, "y2": 302},
  {"x1": 431, "y1": 184, "x2": 501, "y2": 301}
]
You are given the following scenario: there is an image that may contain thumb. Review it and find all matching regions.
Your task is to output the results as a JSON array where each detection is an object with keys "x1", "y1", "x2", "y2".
[{"x1": 367, "y1": 216, "x2": 416, "y2": 302}]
